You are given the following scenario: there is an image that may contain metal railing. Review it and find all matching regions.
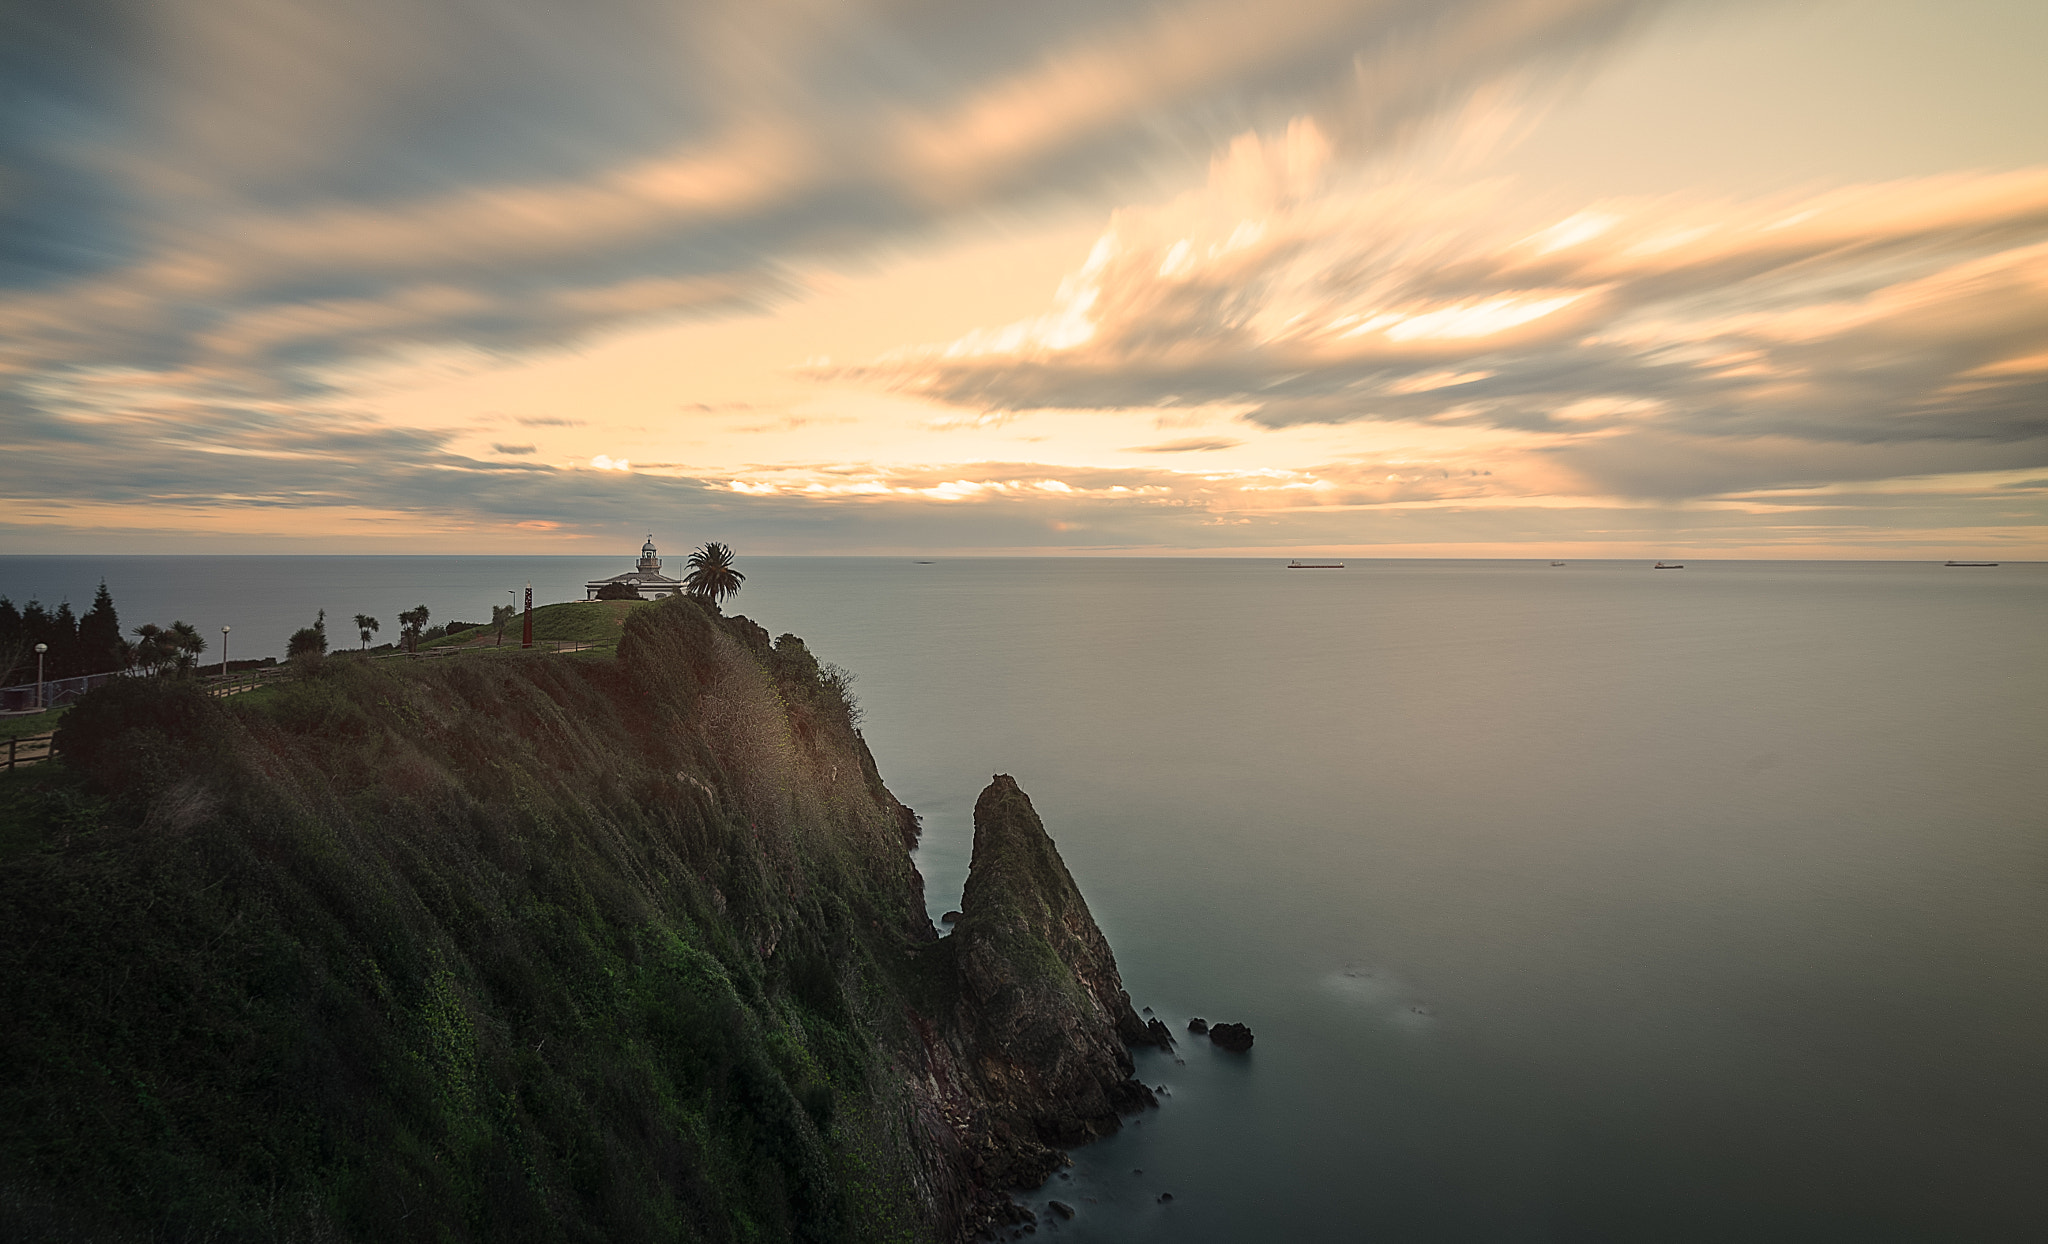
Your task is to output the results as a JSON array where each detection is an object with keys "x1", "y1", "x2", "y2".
[
  {"x1": 0, "y1": 670, "x2": 129, "y2": 712},
  {"x1": 3, "y1": 641, "x2": 606, "y2": 713}
]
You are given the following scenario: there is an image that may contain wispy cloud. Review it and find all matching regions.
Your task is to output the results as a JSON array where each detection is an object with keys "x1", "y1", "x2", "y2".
[
  {"x1": 1126, "y1": 437, "x2": 1246, "y2": 453},
  {"x1": 834, "y1": 123, "x2": 2048, "y2": 499},
  {"x1": 4, "y1": 0, "x2": 2039, "y2": 555},
  {"x1": 1, "y1": 0, "x2": 1673, "y2": 396}
]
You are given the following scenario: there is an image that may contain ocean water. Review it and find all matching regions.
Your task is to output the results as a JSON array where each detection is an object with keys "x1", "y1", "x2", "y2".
[{"x1": 3, "y1": 555, "x2": 2045, "y2": 1239}]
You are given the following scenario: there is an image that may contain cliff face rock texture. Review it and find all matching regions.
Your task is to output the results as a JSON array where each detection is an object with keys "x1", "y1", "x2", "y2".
[
  {"x1": 913, "y1": 776, "x2": 1155, "y2": 1199},
  {"x1": 0, "y1": 597, "x2": 1152, "y2": 1244}
]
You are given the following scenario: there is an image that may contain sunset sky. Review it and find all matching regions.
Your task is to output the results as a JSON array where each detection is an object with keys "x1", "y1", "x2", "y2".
[{"x1": 3, "y1": 0, "x2": 2044, "y2": 557}]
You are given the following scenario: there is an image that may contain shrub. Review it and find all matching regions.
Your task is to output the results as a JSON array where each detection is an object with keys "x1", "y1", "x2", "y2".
[{"x1": 52, "y1": 676, "x2": 226, "y2": 804}]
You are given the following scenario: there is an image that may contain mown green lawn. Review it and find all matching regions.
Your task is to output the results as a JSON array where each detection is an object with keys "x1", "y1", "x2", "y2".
[
  {"x1": 0, "y1": 706, "x2": 67, "y2": 742},
  {"x1": 425, "y1": 598, "x2": 651, "y2": 651}
]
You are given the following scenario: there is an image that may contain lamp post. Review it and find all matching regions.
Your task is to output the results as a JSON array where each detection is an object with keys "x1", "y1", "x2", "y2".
[
  {"x1": 221, "y1": 626, "x2": 230, "y2": 681},
  {"x1": 33, "y1": 642, "x2": 47, "y2": 711}
]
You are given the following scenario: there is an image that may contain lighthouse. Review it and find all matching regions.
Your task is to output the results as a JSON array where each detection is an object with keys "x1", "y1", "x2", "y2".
[{"x1": 584, "y1": 534, "x2": 687, "y2": 600}]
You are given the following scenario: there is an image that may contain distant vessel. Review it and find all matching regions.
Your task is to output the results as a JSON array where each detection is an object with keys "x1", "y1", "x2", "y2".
[
  {"x1": 1944, "y1": 561, "x2": 1998, "y2": 567},
  {"x1": 1653, "y1": 561, "x2": 1685, "y2": 569},
  {"x1": 1287, "y1": 560, "x2": 1346, "y2": 568},
  {"x1": 1550, "y1": 561, "x2": 1566, "y2": 567}
]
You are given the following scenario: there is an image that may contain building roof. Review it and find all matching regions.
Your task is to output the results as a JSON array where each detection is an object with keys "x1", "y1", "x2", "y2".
[{"x1": 585, "y1": 570, "x2": 683, "y2": 588}]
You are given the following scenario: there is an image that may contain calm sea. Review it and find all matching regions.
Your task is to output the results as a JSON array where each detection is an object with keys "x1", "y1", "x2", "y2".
[{"x1": 4, "y1": 555, "x2": 2045, "y2": 1239}]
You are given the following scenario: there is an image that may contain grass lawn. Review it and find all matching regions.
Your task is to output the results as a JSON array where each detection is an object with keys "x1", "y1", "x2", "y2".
[
  {"x1": 0, "y1": 706, "x2": 67, "y2": 741},
  {"x1": 426, "y1": 598, "x2": 651, "y2": 651}
]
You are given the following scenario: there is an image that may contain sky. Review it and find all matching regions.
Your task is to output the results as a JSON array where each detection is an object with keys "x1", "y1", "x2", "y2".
[{"x1": 2, "y1": 0, "x2": 2044, "y2": 558}]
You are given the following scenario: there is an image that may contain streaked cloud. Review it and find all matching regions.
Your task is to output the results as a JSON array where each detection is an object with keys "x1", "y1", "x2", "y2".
[
  {"x1": 1, "y1": 0, "x2": 2041, "y2": 557},
  {"x1": 835, "y1": 124, "x2": 2048, "y2": 500},
  {"x1": 0, "y1": 0, "x2": 1671, "y2": 392},
  {"x1": 1127, "y1": 437, "x2": 1247, "y2": 453}
]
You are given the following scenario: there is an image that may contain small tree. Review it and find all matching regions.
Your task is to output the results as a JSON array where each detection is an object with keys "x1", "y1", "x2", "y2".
[
  {"x1": 354, "y1": 613, "x2": 380, "y2": 650},
  {"x1": 684, "y1": 542, "x2": 745, "y2": 611},
  {"x1": 594, "y1": 581, "x2": 640, "y2": 601},
  {"x1": 132, "y1": 621, "x2": 207, "y2": 676},
  {"x1": 397, "y1": 605, "x2": 431, "y2": 654},
  {"x1": 287, "y1": 609, "x2": 328, "y2": 666},
  {"x1": 491, "y1": 603, "x2": 517, "y2": 647}
]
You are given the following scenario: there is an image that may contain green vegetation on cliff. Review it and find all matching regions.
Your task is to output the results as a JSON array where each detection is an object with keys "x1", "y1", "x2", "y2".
[
  {"x1": 2, "y1": 597, "x2": 943, "y2": 1243},
  {"x1": 427, "y1": 599, "x2": 651, "y2": 651}
]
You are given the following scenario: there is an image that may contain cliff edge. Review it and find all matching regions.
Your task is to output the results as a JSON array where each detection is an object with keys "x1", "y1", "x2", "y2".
[
  {"x1": 940, "y1": 777, "x2": 1154, "y2": 1189},
  {"x1": 0, "y1": 598, "x2": 1154, "y2": 1243}
]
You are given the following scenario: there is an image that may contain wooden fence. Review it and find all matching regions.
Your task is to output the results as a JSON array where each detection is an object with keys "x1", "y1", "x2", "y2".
[{"x1": 5, "y1": 731, "x2": 54, "y2": 771}]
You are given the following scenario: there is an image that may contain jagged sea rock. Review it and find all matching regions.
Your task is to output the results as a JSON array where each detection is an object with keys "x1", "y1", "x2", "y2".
[
  {"x1": 919, "y1": 775, "x2": 1158, "y2": 1198},
  {"x1": 1144, "y1": 1017, "x2": 1177, "y2": 1048},
  {"x1": 1208, "y1": 1022, "x2": 1255, "y2": 1052},
  {"x1": 1187, "y1": 1017, "x2": 1209, "y2": 1035}
]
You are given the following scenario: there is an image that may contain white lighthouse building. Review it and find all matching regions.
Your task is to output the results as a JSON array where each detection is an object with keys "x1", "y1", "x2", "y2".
[{"x1": 584, "y1": 535, "x2": 687, "y2": 600}]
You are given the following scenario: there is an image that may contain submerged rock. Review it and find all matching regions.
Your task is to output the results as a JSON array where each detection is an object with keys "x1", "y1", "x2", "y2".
[
  {"x1": 1047, "y1": 1200, "x2": 1075, "y2": 1219},
  {"x1": 1208, "y1": 1022, "x2": 1255, "y2": 1052}
]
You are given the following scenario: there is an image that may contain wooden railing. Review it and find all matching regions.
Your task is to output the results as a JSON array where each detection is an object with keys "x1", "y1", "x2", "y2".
[
  {"x1": 5, "y1": 731, "x2": 55, "y2": 771},
  {"x1": 205, "y1": 667, "x2": 288, "y2": 698}
]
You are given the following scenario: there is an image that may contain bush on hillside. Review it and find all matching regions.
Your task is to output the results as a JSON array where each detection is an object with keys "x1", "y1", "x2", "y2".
[{"x1": 53, "y1": 676, "x2": 227, "y2": 805}]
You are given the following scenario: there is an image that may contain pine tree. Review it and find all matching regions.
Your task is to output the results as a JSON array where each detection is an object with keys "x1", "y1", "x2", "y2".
[
  {"x1": 21, "y1": 602, "x2": 56, "y2": 679},
  {"x1": 49, "y1": 602, "x2": 79, "y2": 677},
  {"x1": 0, "y1": 598, "x2": 23, "y2": 685},
  {"x1": 78, "y1": 581, "x2": 125, "y2": 672}
]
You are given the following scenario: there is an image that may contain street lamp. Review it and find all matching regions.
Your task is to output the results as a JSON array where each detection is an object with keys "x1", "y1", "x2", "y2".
[
  {"x1": 33, "y1": 642, "x2": 47, "y2": 711},
  {"x1": 221, "y1": 626, "x2": 230, "y2": 681}
]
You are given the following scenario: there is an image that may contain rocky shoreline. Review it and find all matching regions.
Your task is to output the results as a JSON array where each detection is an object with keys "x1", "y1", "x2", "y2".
[
  {"x1": 902, "y1": 775, "x2": 1160, "y2": 1236},
  {"x1": 0, "y1": 599, "x2": 1232, "y2": 1242}
]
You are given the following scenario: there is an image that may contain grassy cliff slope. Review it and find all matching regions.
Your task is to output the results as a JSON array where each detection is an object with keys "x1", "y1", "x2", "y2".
[
  {"x1": 3, "y1": 598, "x2": 956, "y2": 1243},
  {"x1": 428, "y1": 599, "x2": 650, "y2": 650}
]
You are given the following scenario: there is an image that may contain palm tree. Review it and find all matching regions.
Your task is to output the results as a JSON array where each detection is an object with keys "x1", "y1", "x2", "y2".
[
  {"x1": 165, "y1": 621, "x2": 207, "y2": 672},
  {"x1": 354, "y1": 614, "x2": 380, "y2": 650},
  {"x1": 132, "y1": 620, "x2": 207, "y2": 675},
  {"x1": 684, "y1": 542, "x2": 745, "y2": 610},
  {"x1": 130, "y1": 622, "x2": 167, "y2": 674},
  {"x1": 397, "y1": 605, "x2": 430, "y2": 654}
]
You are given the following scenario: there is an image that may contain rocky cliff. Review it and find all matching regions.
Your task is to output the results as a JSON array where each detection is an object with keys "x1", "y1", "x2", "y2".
[
  {"x1": 934, "y1": 777, "x2": 1155, "y2": 1189},
  {"x1": 0, "y1": 596, "x2": 1154, "y2": 1243}
]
